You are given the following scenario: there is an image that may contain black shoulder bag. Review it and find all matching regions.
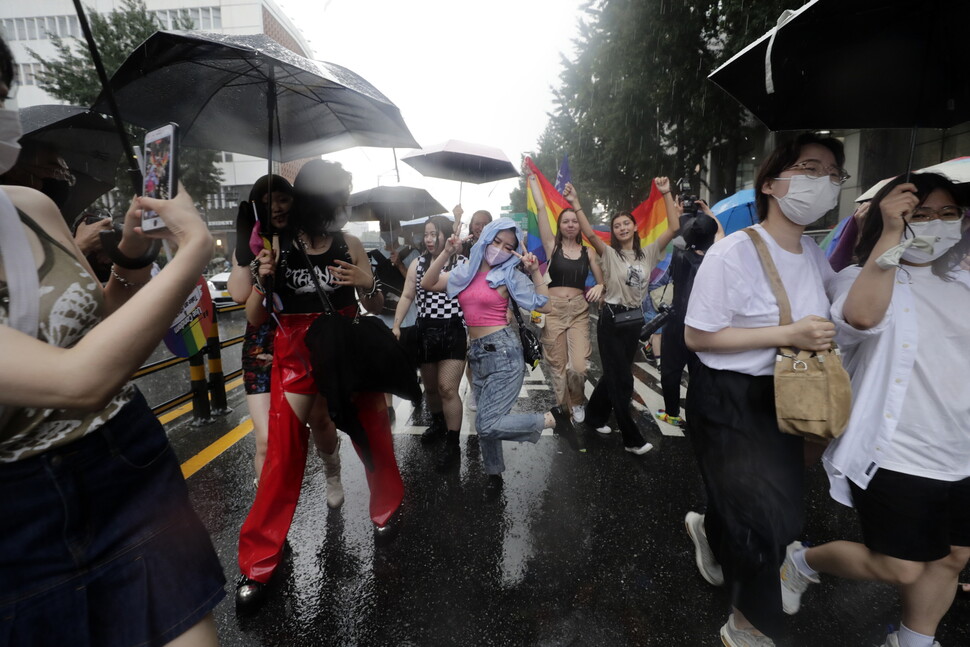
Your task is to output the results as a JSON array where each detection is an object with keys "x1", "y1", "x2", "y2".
[{"x1": 506, "y1": 291, "x2": 543, "y2": 370}]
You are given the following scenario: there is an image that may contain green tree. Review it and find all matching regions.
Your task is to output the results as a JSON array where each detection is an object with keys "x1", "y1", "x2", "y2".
[{"x1": 30, "y1": 0, "x2": 223, "y2": 205}]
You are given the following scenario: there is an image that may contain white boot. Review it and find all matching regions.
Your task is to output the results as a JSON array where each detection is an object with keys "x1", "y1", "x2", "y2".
[{"x1": 317, "y1": 437, "x2": 345, "y2": 509}]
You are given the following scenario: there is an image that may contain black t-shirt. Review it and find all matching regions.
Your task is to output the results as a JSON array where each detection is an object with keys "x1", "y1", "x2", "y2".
[
  {"x1": 277, "y1": 233, "x2": 357, "y2": 314},
  {"x1": 368, "y1": 247, "x2": 413, "y2": 317},
  {"x1": 669, "y1": 247, "x2": 705, "y2": 321}
]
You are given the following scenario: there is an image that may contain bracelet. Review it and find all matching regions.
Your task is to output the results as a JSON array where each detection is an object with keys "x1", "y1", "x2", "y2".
[
  {"x1": 252, "y1": 283, "x2": 265, "y2": 296},
  {"x1": 110, "y1": 266, "x2": 148, "y2": 288},
  {"x1": 575, "y1": 207, "x2": 585, "y2": 213},
  {"x1": 362, "y1": 275, "x2": 381, "y2": 299}
]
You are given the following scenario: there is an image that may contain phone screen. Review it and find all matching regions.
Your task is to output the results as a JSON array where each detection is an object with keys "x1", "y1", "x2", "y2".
[{"x1": 141, "y1": 123, "x2": 178, "y2": 231}]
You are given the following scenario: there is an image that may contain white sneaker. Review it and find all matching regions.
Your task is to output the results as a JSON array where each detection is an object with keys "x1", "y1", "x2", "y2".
[
  {"x1": 624, "y1": 442, "x2": 653, "y2": 455},
  {"x1": 594, "y1": 425, "x2": 611, "y2": 434},
  {"x1": 719, "y1": 614, "x2": 775, "y2": 647},
  {"x1": 571, "y1": 405, "x2": 585, "y2": 423},
  {"x1": 684, "y1": 511, "x2": 724, "y2": 586},
  {"x1": 780, "y1": 541, "x2": 819, "y2": 615},
  {"x1": 882, "y1": 631, "x2": 941, "y2": 647}
]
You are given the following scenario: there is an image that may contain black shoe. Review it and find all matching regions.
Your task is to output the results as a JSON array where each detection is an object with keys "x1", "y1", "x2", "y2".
[
  {"x1": 420, "y1": 414, "x2": 446, "y2": 444},
  {"x1": 435, "y1": 431, "x2": 461, "y2": 472},
  {"x1": 374, "y1": 507, "x2": 403, "y2": 546},
  {"x1": 484, "y1": 474, "x2": 504, "y2": 498},
  {"x1": 551, "y1": 406, "x2": 586, "y2": 453},
  {"x1": 235, "y1": 577, "x2": 266, "y2": 611}
]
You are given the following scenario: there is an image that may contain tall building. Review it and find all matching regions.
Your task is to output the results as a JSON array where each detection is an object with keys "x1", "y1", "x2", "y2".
[{"x1": 1, "y1": 0, "x2": 313, "y2": 245}]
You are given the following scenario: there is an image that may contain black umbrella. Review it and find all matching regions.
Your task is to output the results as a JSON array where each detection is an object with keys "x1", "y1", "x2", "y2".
[
  {"x1": 17, "y1": 105, "x2": 124, "y2": 222},
  {"x1": 401, "y1": 139, "x2": 518, "y2": 201},
  {"x1": 708, "y1": 0, "x2": 970, "y2": 131},
  {"x1": 348, "y1": 186, "x2": 446, "y2": 225},
  {"x1": 93, "y1": 30, "x2": 420, "y2": 162}
]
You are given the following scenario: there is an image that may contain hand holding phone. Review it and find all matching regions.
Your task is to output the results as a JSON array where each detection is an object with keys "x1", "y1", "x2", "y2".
[{"x1": 141, "y1": 123, "x2": 179, "y2": 232}]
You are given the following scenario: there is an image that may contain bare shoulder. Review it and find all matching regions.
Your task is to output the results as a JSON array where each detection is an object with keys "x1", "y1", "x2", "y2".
[{"x1": 2, "y1": 185, "x2": 75, "y2": 248}]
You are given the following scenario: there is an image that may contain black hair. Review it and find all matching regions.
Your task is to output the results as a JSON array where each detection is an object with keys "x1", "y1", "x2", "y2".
[
  {"x1": 422, "y1": 215, "x2": 454, "y2": 260},
  {"x1": 290, "y1": 160, "x2": 351, "y2": 240},
  {"x1": 609, "y1": 211, "x2": 644, "y2": 260},
  {"x1": 248, "y1": 174, "x2": 293, "y2": 202},
  {"x1": 855, "y1": 172, "x2": 969, "y2": 280},
  {"x1": 0, "y1": 36, "x2": 14, "y2": 89},
  {"x1": 754, "y1": 132, "x2": 846, "y2": 222}
]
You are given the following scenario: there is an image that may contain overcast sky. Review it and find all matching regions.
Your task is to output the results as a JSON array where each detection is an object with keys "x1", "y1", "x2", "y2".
[{"x1": 278, "y1": 0, "x2": 587, "y2": 218}]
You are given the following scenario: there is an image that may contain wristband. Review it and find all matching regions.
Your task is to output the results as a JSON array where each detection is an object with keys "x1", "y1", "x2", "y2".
[{"x1": 362, "y1": 276, "x2": 381, "y2": 299}]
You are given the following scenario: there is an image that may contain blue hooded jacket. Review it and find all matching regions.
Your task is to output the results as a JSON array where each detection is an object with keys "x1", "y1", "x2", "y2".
[{"x1": 446, "y1": 217, "x2": 549, "y2": 312}]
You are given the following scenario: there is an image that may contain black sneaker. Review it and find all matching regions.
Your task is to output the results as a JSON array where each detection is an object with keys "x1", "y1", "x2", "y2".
[{"x1": 551, "y1": 406, "x2": 586, "y2": 453}]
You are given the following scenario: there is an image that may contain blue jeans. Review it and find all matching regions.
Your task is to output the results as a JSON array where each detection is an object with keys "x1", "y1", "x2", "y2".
[{"x1": 468, "y1": 327, "x2": 544, "y2": 475}]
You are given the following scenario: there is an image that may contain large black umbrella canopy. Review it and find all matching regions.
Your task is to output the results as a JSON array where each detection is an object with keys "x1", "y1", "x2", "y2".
[
  {"x1": 348, "y1": 186, "x2": 446, "y2": 225},
  {"x1": 708, "y1": 0, "x2": 970, "y2": 130},
  {"x1": 18, "y1": 105, "x2": 123, "y2": 221},
  {"x1": 93, "y1": 30, "x2": 419, "y2": 161},
  {"x1": 400, "y1": 140, "x2": 518, "y2": 184}
]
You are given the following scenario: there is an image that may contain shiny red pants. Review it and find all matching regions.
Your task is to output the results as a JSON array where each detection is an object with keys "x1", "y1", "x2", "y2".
[{"x1": 237, "y1": 313, "x2": 404, "y2": 583}]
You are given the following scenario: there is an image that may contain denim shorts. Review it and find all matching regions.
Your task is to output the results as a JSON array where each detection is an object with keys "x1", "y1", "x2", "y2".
[{"x1": 0, "y1": 390, "x2": 226, "y2": 647}]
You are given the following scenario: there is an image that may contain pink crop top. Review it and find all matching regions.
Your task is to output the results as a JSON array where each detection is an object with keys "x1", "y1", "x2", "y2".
[{"x1": 457, "y1": 271, "x2": 509, "y2": 326}]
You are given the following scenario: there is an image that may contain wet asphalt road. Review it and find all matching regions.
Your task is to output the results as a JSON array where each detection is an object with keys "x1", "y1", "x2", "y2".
[{"x1": 160, "y1": 309, "x2": 970, "y2": 647}]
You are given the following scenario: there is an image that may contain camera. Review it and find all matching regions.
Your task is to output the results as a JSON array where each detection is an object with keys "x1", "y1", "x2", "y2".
[
  {"x1": 682, "y1": 195, "x2": 701, "y2": 216},
  {"x1": 639, "y1": 302, "x2": 674, "y2": 341}
]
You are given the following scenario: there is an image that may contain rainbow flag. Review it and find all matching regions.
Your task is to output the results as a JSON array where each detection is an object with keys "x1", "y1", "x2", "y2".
[{"x1": 524, "y1": 157, "x2": 571, "y2": 268}]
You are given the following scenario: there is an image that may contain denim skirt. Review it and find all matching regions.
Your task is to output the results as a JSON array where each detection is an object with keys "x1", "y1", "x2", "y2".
[{"x1": 0, "y1": 390, "x2": 226, "y2": 647}]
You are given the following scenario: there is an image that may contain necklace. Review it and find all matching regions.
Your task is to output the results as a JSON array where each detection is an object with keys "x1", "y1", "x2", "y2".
[{"x1": 560, "y1": 242, "x2": 582, "y2": 259}]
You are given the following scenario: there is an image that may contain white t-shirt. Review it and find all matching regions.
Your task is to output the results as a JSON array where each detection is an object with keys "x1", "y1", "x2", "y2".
[
  {"x1": 685, "y1": 224, "x2": 835, "y2": 376},
  {"x1": 880, "y1": 264, "x2": 970, "y2": 480}
]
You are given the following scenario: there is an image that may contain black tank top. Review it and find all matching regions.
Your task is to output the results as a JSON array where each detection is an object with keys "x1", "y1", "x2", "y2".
[
  {"x1": 547, "y1": 244, "x2": 590, "y2": 289},
  {"x1": 278, "y1": 232, "x2": 357, "y2": 314}
]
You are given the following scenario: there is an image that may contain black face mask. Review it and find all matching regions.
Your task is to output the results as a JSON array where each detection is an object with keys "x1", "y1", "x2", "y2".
[{"x1": 41, "y1": 178, "x2": 72, "y2": 209}]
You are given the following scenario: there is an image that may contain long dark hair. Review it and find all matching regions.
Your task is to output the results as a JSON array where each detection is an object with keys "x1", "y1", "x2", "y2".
[
  {"x1": 610, "y1": 211, "x2": 644, "y2": 260},
  {"x1": 0, "y1": 36, "x2": 13, "y2": 89},
  {"x1": 422, "y1": 215, "x2": 454, "y2": 261},
  {"x1": 290, "y1": 160, "x2": 351, "y2": 240},
  {"x1": 249, "y1": 174, "x2": 293, "y2": 230},
  {"x1": 552, "y1": 208, "x2": 583, "y2": 256},
  {"x1": 855, "y1": 172, "x2": 969, "y2": 280},
  {"x1": 754, "y1": 132, "x2": 846, "y2": 222}
]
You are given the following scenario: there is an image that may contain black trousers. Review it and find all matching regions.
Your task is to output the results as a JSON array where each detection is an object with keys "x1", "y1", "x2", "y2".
[
  {"x1": 586, "y1": 306, "x2": 647, "y2": 449},
  {"x1": 659, "y1": 317, "x2": 700, "y2": 416},
  {"x1": 685, "y1": 363, "x2": 804, "y2": 642}
]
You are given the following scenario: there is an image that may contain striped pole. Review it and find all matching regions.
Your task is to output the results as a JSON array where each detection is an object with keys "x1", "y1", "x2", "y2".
[
  {"x1": 206, "y1": 309, "x2": 231, "y2": 415},
  {"x1": 189, "y1": 350, "x2": 211, "y2": 424}
]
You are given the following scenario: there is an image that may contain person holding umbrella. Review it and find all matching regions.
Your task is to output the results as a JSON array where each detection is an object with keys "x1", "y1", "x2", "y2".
[
  {"x1": 420, "y1": 218, "x2": 580, "y2": 492},
  {"x1": 237, "y1": 160, "x2": 404, "y2": 610},
  {"x1": 228, "y1": 175, "x2": 345, "y2": 507},
  {"x1": 777, "y1": 173, "x2": 970, "y2": 647},
  {"x1": 393, "y1": 213, "x2": 467, "y2": 469},
  {"x1": 562, "y1": 178, "x2": 679, "y2": 455},
  {"x1": 683, "y1": 133, "x2": 846, "y2": 646},
  {"x1": 0, "y1": 37, "x2": 225, "y2": 645}
]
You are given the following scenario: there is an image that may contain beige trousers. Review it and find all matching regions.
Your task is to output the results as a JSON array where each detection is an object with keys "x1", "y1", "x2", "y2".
[{"x1": 540, "y1": 294, "x2": 592, "y2": 409}]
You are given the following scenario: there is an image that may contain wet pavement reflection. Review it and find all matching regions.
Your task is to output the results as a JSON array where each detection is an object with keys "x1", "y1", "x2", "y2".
[{"x1": 159, "y1": 310, "x2": 970, "y2": 646}]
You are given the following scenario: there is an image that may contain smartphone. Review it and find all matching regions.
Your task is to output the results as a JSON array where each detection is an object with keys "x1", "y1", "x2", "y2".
[{"x1": 141, "y1": 123, "x2": 178, "y2": 232}]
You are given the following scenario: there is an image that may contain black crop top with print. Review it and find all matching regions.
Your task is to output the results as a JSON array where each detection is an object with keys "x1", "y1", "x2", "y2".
[
  {"x1": 547, "y1": 245, "x2": 590, "y2": 290},
  {"x1": 277, "y1": 233, "x2": 357, "y2": 314}
]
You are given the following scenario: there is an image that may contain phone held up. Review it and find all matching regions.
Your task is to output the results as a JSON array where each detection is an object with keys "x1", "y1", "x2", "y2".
[{"x1": 140, "y1": 122, "x2": 179, "y2": 232}]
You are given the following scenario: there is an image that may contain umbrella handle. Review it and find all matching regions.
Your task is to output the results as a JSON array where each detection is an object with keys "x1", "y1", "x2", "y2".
[{"x1": 72, "y1": 0, "x2": 141, "y2": 196}]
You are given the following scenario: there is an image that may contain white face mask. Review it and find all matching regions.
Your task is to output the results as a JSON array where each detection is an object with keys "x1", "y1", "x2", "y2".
[
  {"x1": 0, "y1": 108, "x2": 22, "y2": 176},
  {"x1": 484, "y1": 245, "x2": 513, "y2": 266},
  {"x1": 773, "y1": 174, "x2": 840, "y2": 226},
  {"x1": 901, "y1": 219, "x2": 964, "y2": 263}
]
